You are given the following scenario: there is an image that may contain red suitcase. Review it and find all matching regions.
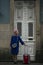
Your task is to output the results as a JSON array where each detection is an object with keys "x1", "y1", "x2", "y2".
[{"x1": 23, "y1": 45, "x2": 30, "y2": 64}]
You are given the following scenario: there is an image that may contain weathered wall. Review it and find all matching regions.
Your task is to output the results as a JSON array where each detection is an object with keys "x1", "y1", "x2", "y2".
[
  {"x1": 40, "y1": 0, "x2": 43, "y2": 49},
  {"x1": 35, "y1": 0, "x2": 40, "y2": 50},
  {"x1": 0, "y1": 0, "x2": 14, "y2": 49},
  {"x1": 0, "y1": 0, "x2": 10, "y2": 48},
  {"x1": 40, "y1": 0, "x2": 43, "y2": 23},
  {"x1": 0, "y1": 24, "x2": 10, "y2": 48},
  {"x1": 40, "y1": 24, "x2": 43, "y2": 40},
  {"x1": 10, "y1": 0, "x2": 14, "y2": 34}
]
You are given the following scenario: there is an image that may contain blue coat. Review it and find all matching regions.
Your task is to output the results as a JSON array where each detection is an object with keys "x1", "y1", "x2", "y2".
[{"x1": 10, "y1": 35, "x2": 24, "y2": 55}]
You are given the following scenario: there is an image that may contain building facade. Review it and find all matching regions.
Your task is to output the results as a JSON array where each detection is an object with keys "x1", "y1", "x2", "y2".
[{"x1": 0, "y1": 0, "x2": 43, "y2": 61}]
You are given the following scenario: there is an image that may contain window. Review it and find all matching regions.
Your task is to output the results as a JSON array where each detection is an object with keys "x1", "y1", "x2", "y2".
[
  {"x1": 28, "y1": 22, "x2": 33, "y2": 40},
  {"x1": 17, "y1": 22, "x2": 22, "y2": 36},
  {"x1": 0, "y1": 0, "x2": 10, "y2": 24}
]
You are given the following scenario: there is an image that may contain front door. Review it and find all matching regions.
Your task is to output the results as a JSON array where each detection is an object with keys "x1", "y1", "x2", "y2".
[{"x1": 14, "y1": 1, "x2": 36, "y2": 61}]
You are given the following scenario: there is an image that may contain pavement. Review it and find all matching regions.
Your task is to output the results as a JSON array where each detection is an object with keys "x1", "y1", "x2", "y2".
[{"x1": 0, "y1": 62, "x2": 43, "y2": 65}]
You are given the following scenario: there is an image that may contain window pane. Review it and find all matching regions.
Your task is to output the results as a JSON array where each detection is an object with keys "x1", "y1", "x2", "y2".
[
  {"x1": 27, "y1": 8, "x2": 33, "y2": 20},
  {"x1": 17, "y1": 22, "x2": 22, "y2": 36},
  {"x1": 28, "y1": 23, "x2": 33, "y2": 36},
  {"x1": 0, "y1": 0, "x2": 10, "y2": 24},
  {"x1": 16, "y1": 1, "x2": 23, "y2": 20},
  {"x1": 17, "y1": 8, "x2": 23, "y2": 20}
]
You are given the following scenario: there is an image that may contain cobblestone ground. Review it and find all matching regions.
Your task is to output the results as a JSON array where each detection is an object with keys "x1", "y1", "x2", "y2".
[{"x1": 0, "y1": 62, "x2": 43, "y2": 65}]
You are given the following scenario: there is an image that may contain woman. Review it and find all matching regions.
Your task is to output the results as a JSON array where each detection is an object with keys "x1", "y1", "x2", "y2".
[{"x1": 10, "y1": 29, "x2": 25, "y2": 63}]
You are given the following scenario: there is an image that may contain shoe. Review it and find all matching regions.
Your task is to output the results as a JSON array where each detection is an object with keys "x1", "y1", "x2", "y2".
[{"x1": 14, "y1": 61, "x2": 17, "y2": 64}]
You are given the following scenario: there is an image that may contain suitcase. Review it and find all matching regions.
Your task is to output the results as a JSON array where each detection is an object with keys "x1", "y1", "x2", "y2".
[{"x1": 23, "y1": 45, "x2": 30, "y2": 64}]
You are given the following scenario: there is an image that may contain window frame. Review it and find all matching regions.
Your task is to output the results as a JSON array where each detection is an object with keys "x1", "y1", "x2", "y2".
[
  {"x1": 17, "y1": 21, "x2": 22, "y2": 36},
  {"x1": 27, "y1": 21, "x2": 34, "y2": 40}
]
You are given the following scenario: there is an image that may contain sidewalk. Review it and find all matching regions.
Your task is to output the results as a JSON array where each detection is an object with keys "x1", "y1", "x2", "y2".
[{"x1": 0, "y1": 62, "x2": 43, "y2": 65}]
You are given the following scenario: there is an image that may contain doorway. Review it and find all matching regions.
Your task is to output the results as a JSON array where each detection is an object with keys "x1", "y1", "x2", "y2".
[{"x1": 14, "y1": 0, "x2": 36, "y2": 61}]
